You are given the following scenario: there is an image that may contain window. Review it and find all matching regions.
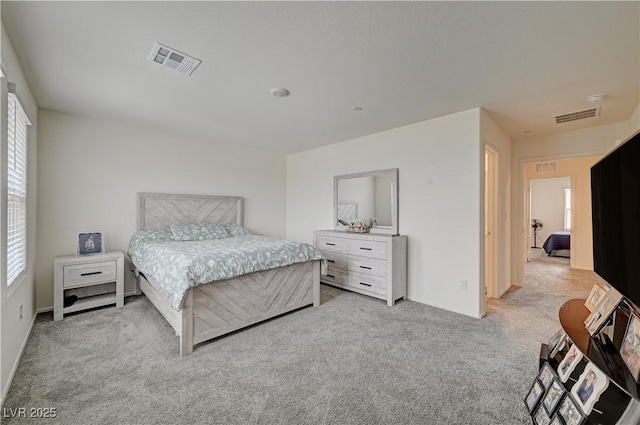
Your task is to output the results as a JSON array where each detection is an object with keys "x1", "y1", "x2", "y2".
[
  {"x1": 7, "y1": 89, "x2": 30, "y2": 287},
  {"x1": 564, "y1": 187, "x2": 571, "y2": 231}
]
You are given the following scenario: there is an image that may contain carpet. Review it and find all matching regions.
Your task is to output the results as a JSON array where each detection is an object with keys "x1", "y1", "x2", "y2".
[{"x1": 2, "y1": 258, "x2": 600, "y2": 424}]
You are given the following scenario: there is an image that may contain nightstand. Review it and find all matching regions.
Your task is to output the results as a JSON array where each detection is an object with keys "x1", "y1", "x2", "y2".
[{"x1": 53, "y1": 251, "x2": 124, "y2": 321}]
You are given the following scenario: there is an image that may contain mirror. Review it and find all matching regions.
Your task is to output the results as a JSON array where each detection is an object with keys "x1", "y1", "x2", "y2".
[{"x1": 334, "y1": 168, "x2": 399, "y2": 235}]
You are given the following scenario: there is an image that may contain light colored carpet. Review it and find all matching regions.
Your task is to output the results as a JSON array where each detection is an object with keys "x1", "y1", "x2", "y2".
[{"x1": 3, "y1": 256, "x2": 599, "y2": 424}]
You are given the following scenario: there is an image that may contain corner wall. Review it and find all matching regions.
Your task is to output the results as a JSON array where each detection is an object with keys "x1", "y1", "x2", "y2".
[
  {"x1": 287, "y1": 109, "x2": 483, "y2": 318},
  {"x1": 1, "y1": 24, "x2": 38, "y2": 403},
  {"x1": 36, "y1": 109, "x2": 287, "y2": 310}
]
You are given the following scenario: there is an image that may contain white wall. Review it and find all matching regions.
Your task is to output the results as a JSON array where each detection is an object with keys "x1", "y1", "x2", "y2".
[
  {"x1": 481, "y1": 110, "x2": 512, "y2": 299},
  {"x1": 511, "y1": 120, "x2": 637, "y2": 286},
  {"x1": 1, "y1": 24, "x2": 38, "y2": 403},
  {"x1": 287, "y1": 108, "x2": 484, "y2": 318},
  {"x1": 36, "y1": 109, "x2": 287, "y2": 310},
  {"x1": 530, "y1": 176, "x2": 571, "y2": 244}
]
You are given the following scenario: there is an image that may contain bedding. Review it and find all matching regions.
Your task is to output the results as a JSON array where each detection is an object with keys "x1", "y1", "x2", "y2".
[
  {"x1": 129, "y1": 230, "x2": 324, "y2": 310},
  {"x1": 543, "y1": 231, "x2": 570, "y2": 257}
]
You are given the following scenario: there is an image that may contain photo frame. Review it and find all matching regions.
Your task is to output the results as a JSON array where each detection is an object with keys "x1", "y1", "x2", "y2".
[
  {"x1": 549, "y1": 333, "x2": 568, "y2": 359},
  {"x1": 550, "y1": 413, "x2": 563, "y2": 425},
  {"x1": 532, "y1": 402, "x2": 551, "y2": 425},
  {"x1": 538, "y1": 362, "x2": 556, "y2": 390},
  {"x1": 584, "y1": 287, "x2": 624, "y2": 336},
  {"x1": 558, "y1": 344, "x2": 583, "y2": 383},
  {"x1": 620, "y1": 314, "x2": 640, "y2": 381},
  {"x1": 570, "y1": 362, "x2": 609, "y2": 415},
  {"x1": 77, "y1": 231, "x2": 104, "y2": 256},
  {"x1": 542, "y1": 378, "x2": 565, "y2": 415},
  {"x1": 524, "y1": 379, "x2": 544, "y2": 413},
  {"x1": 585, "y1": 284, "x2": 607, "y2": 312},
  {"x1": 558, "y1": 395, "x2": 586, "y2": 425}
]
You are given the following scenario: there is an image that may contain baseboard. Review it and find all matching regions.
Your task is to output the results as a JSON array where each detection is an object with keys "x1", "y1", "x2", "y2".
[
  {"x1": 407, "y1": 295, "x2": 483, "y2": 319},
  {"x1": 1, "y1": 311, "x2": 38, "y2": 406}
]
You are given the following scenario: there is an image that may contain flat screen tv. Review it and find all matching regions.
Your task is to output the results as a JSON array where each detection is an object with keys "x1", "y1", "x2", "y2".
[{"x1": 591, "y1": 130, "x2": 640, "y2": 308}]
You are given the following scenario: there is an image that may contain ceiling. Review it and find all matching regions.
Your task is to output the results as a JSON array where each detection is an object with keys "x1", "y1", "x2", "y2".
[{"x1": 2, "y1": 1, "x2": 639, "y2": 153}]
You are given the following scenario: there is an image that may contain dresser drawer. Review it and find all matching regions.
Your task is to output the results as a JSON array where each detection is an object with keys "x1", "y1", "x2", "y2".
[
  {"x1": 348, "y1": 257, "x2": 387, "y2": 278},
  {"x1": 347, "y1": 272, "x2": 387, "y2": 296},
  {"x1": 321, "y1": 251, "x2": 348, "y2": 270},
  {"x1": 316, "y1": 236, "x2": 348, "y2": 253},
  {"x1": 348, "y1": 240, "x2": 388, "y2": 260},
  {"x1": 322, "y1": 267, "x2": 347, "y2": 285},
  {"x1": 63, "y1": 261, "x2": 117, "y2": 288}
]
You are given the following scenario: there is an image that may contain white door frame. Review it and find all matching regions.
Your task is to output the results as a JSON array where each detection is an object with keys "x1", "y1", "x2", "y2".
[{"x1": 484, "y1": 146, "x2": 498, "y2": 300}]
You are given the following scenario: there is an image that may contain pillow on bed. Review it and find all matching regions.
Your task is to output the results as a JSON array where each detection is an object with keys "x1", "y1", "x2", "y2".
[
  {"x1": 170, "y1": 223, "x2": 230, "y2": 241},
  {"x1": 225, "y1": 225, "x2": 252, "y2": 236}
]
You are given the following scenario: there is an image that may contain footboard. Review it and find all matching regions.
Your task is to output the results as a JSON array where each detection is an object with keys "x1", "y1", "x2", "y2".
[{"x1": 140, "y1": 260, "x2": 320, "y2": 356}]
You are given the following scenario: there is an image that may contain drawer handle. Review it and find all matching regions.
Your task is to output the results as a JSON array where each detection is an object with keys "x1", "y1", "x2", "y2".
[
  {"x1": 359, "y1": 282, "x2": 372, "y2": 287},
  {"x1": 325, "y1": 243, "x2": 336, "y2": 246},
  {"x1": 81, "y1": 271, "x2": 102, "y2": 277},
  {"x1": 359, "y1": 266, "x2": 372, "y2": 270},
  {"x1": 327, "y1": 274, "x2": 335, "y2": 278},
  {"x1": 360, "y1": 247, "x2": 372, "y2": 251},
  {"x1": 327, "y1": 260, "x2": 335, "y2": 263}
]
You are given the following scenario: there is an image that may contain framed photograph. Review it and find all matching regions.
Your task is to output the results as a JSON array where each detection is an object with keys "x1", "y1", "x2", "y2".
[
  {"x1": 77, "y1": 231, "x2": 104, "y2": 256},
  {"x1": 585, "y1": 284, "x2": 607, "y2": 312},
  {"x1": 543, "y1": 378, "x2": 565, "y2": 415},
  {"x1": 584, "y1": 287, "x2": 624, "y2": 336},
  {"x1": 550, "y1": 333, "x2": 568, "y2": 359},
  {"x1": 538, "y1": 362, "x2": 556, "y2": 390},
  {"x1": 620, "y1": 314, "x2": 640, "y2": 381},
  {"x1": 558, "y1": 394, "x2": 587, "y2": 425},
  {"x1": 550, "y1": 414, "x2": 563, "y2": 425},
  {"x1": 524, "y1": 379, "x2": 544, "y2": 413},
  {"x1": 558, "y1": 344, "x2": 583, "y2": 383},
  {"x1": 532, "y1": 403, "x2": 551, "y2": 425},
  {"x1": 570, "y1": 362, "x2": 609, "y2": 415}
]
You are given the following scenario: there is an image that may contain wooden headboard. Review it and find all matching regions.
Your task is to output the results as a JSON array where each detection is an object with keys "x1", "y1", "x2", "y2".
[{"x1": 137, "y1": 193, "x2": 244, "y2": 231}]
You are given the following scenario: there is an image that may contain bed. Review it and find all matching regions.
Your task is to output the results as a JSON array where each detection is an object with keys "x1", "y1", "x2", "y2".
[
  {"x1": 543, "y1": 231, "x2": 571, "y2": 257},
  {"x1": 131, "y1": 192, "x2": 322, "y2": 356}
]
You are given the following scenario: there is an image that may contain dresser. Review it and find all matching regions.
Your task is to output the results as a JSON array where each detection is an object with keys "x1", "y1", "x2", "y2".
[{"x1": 313, "y1": 230, "x2": 407, "y2": 306}]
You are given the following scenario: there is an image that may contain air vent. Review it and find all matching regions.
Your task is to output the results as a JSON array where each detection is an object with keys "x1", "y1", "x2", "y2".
[
  {"x1": 555, "y1": 106, "x2": 600, "y2": 124},
  {"x1": 148, "y1": 43, "x2": 201, "y2": 75},
  {"x1": 535, "y1": 162, "x2": 557, "y2": 173}
]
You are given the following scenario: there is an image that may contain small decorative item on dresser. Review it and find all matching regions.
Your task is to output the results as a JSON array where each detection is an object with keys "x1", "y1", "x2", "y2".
[{"x1": 77, "y1": 231, "x2": 104, "y2": 256}]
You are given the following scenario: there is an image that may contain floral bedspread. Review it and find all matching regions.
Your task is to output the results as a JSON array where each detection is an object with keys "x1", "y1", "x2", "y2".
[{"x1": 128, "y1": 230, "x2": 324, "y2": 310}]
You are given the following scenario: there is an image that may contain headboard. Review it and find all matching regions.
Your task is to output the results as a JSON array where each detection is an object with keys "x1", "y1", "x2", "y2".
[{"x1": 137, "y1": 192, "x2": 244, "y2": 231}]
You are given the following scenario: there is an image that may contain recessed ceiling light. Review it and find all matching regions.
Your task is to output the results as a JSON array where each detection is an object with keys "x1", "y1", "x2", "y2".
[
  {"x1": 354, "y1": 106, "x2": 363, "y2": 111},
  {"x1": 586, "y1": 94, "x2": 606, "y2": 103},
  {"x1": 270, "y1": 88, "x2": 290, "y2": 98}
]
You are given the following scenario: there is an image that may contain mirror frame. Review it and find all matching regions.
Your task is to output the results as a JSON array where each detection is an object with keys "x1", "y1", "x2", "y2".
[{"x1": 334, "y1": 168, "x2": 399, "y2": 235}]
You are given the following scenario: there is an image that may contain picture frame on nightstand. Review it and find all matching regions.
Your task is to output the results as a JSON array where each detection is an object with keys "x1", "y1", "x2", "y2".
[{"x1": 77, "y1": 231, "x2": 104, "y2": 256}]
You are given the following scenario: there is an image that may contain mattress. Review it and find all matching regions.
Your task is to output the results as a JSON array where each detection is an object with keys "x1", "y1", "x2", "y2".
[{"x1": 543, "y1": 231, "x2": 570, "y2": 256}]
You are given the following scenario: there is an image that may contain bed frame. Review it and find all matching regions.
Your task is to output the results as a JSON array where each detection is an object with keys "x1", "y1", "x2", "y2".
[{"x1": 135, "y1": 192, "x2": 320, "y2": 356}]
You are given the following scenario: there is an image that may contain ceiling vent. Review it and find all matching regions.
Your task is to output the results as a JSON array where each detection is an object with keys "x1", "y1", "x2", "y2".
[
  {"x1": 535, "y1": 162, "x2": 557, "y2": 173},
  {"x1": 148, "y1": 43, "x2": 201, "y2": 75},
  {"x1": 554, "y1": 106, "x2": 600, "y2": 124}
]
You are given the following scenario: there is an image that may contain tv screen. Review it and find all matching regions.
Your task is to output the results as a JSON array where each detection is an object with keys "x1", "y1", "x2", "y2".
[{"x1": 591, "y1": 130, "x2": 640, "y2": 307}]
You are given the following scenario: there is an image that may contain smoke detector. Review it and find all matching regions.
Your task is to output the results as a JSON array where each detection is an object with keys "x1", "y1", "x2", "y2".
[
  {"x1": 270, "y1": 88, "x2": 290, "y2": 97},
  {"x1": 148, "y1": 43, "x2": 201, "y2": 75},
  {"x1": 586, "y1": 94, "x2": 606, "y2": 103}
]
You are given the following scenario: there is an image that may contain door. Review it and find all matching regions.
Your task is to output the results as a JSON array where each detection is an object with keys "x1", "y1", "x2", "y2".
[{"x1": 484, "y1": 147, "x2": 498, "y2": 299}]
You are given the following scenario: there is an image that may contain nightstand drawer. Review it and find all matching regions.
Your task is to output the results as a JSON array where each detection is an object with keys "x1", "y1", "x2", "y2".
[{"x1": 63, "y1": 261, "x2": 117, "y2": 288}]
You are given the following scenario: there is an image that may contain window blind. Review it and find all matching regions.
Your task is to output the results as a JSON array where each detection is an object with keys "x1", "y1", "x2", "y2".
[{"x1": 7, "y1": 92, "x2": 30, "y2": 286}]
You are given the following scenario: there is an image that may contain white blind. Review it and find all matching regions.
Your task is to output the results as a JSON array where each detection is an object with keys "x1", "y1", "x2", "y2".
[{"x1": 7, "y1": 92, "x2": 30, "y2": 286}]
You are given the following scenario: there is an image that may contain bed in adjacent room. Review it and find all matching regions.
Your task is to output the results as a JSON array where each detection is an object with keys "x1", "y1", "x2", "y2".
[
  {"x1": 542, "y1": 231, "x2": 571, "y2": 258},
  {"x1": 129, "y1": 192, "x2": 323, "y2": 356}
]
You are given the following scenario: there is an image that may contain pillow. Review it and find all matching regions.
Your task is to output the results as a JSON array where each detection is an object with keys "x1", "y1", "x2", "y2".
[
  {"x1": 225, "y1": 225, "x2": 252, "y2": 236},
  {"x1": 169, "y1": 223, "x2": 230, "y2": 241}
]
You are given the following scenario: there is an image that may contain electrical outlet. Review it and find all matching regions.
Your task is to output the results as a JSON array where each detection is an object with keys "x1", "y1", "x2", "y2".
[
  {"x1": 19, "y1": 305, "x2": 23, "y2": 320},
  {"x1": 460, "y1": 280, "x2": 468, "y2": 291}
]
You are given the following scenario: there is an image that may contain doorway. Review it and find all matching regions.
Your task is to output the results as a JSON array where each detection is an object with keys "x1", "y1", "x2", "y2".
[{"x1": 484, "y1": 147, "x2": 498, "y2": 299}]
